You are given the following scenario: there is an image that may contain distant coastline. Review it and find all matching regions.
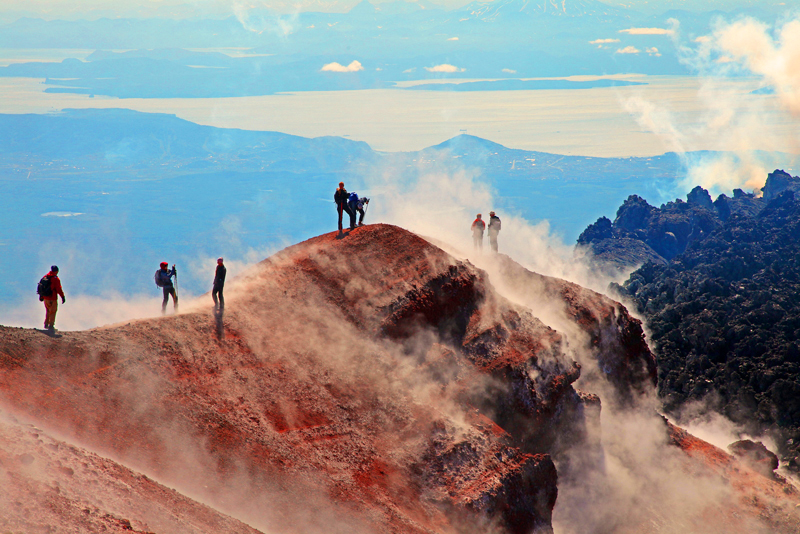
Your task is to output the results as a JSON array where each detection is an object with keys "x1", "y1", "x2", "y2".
[{"x1": 404, "y1": 79, "x2": 647, "y2": 91}]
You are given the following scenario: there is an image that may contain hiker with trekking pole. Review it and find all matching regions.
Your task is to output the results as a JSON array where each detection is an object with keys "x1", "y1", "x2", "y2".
[
  {"x1": 154, "y1": 262, "x2": 178, "y2": 314},
  {"x1": 348, "y1": 191, "x2": 370, "y2": 228}
]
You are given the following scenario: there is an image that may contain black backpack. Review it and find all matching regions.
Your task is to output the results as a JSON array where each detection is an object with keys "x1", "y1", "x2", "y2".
[{"x1": 37, "y1": 275, "x2": 53, "y2": 297}]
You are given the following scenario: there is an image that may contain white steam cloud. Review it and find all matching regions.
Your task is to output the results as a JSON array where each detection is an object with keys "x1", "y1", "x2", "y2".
[
  {"x1": 713, "y1": 18, "x2": 800, "y2": 115},
  {"x1": 589, "y1": 38, "x2": 620, "y2": 44},
  {"x1": 621, "y1": 15, "x2": 800, "y2": 195}
]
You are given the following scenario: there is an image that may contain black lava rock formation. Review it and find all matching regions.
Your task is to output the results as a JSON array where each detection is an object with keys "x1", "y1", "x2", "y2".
[{"x1": 608, "y1": 174, "x2": 800, "y2": 471}]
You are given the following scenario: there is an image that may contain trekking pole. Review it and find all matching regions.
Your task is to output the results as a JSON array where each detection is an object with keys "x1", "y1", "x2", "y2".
[
  {"x1": 173, "y1": 264, "x2": 178, "y2": 299},
  {"x1": 363, "y1": 199, "x2": 370, "y2": 222}
]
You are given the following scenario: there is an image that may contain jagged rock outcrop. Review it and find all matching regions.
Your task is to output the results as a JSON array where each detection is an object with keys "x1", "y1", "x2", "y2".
[
  {"x1": 484, "y1": 254, "x2": 656, "y2": 406},
  {"x1": 762, "y1": 169, "x2": 800, "y2": 201},
  {"x1": 577, "y1": 170, "x2": 800, "y2": 272},
  {"x1": 615, "y1": 191, "x2": 800, "y2": 471}
]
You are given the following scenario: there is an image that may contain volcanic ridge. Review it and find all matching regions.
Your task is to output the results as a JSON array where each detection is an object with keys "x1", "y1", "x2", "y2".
[{"x1": 1, "y1": 224, "x2": 799, "y2": 533}]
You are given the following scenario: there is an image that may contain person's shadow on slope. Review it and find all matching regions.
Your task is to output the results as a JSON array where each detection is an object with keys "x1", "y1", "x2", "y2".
[{"x1": 214, "y1": 307, "x2": 225, "y2": 340}]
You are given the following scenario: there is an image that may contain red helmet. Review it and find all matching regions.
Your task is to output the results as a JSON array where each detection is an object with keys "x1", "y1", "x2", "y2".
[{"x1": 160, "y1": 262, "x2": 168, "y2": 267}]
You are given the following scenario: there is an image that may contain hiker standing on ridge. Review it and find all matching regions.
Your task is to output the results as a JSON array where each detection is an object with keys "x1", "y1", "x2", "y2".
[
  {"x1": 212, "y1": 257, "x2": 226, "y2": 310},
  {"x1": 155, "y1": 262, "x2": 178, "y2": 314},
  {"x1": 334, "y1": 182, "x2": 354, "y2": 235},
  {"x1": 38, "y1": 265, "x2": 65, "y2": 332},
  {"x1": 471, "y1": 213, "x2": 485, "y2": 251},
  {"x1": 348, "y1": 191, "x2": 369, "y2": 228},
  {"x1": 488, "y1": 211, "x2": 502, "y2": 253}
]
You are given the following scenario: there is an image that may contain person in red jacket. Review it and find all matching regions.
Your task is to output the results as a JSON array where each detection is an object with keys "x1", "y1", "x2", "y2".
[
  {"x1": 471, "y1": 213, "x2": 486, "y2": 251},
  {"x1": 38, "y1": 265, "x2": 65, "y2": 331}
]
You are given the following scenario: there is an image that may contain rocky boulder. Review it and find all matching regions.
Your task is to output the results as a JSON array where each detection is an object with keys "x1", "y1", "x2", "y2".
[{"x1": 728, "y1": 440, "x2": 779, "y2": 477}]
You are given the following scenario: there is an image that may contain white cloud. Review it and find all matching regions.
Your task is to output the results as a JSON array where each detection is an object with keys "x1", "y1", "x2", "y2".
[
  {"x1": 41, "y1": 212, "x2": 85, "y2": 217},
  {"x1": 695, "y1": 35, "x2": 711, "y2": 43},
  {"x1": 646, "y1": 47, "x2": 662, "y2": 57},
  {"x1": 589, "y1": 38, "x2": 620, "y2": 44},
  {"x1": 447, "y1": 37, "x2": 459, "y2": 41},
  {"x1": 616, "y1": 46, "x2": 640, "y2": 54},
  {"x1": 320, "y1": 60, "x2": 363, "y2": 72},
  {"x1": 403, "y1": 67, "x2": 416, "y2": 73},
  {"x1": 502, "y1": 68, "x2": 516, "y2": 74},
  {"x1": 424, "y1": 64, "x2": 465, "y2": 73},
  {"x1": 619, "y1": 27, "x2": 674, "y2": 35}
]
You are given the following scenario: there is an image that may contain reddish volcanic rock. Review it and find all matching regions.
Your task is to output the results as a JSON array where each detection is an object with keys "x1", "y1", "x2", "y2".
[
  {"x1": 484, "y1": 253, "x2": 656, "y2": 404},
  {"x1": 0, "y1": 224, "x2": 588, "y2": 534}
]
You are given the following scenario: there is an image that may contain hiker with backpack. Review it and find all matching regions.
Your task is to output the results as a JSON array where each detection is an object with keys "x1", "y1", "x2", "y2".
[
  {"x1": 334, "y1": 182, "x2": 355, "y2": 235},
  {"x1": 488, "y1": 211, "x2": 502, "y2": 253},
  {"x1": 348, "y1": 192, "x2": 369, "y2": 228},
  {"x1": 471, "y1": 213, "x2": 486, "y2": 251},
  {"x1": 154, "y1": 262, "x2": 178, "y2": 314},
  {"x1": 212, "y1": 257, "x2": 226, "y2": 310},
  {"x1": 38, "y1": 265, "x2": 65, "y2": 332}
]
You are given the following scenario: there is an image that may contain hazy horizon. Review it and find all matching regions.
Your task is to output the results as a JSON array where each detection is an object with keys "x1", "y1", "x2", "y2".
[{"x1": 0, "y1": 0, "x2": 789, "y2": 20}]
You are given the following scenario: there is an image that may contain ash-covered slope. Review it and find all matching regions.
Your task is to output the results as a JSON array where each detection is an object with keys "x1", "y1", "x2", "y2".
[
  {"x1": 614, "y1": 189, "x2": 800, "y2": 471},
  {"x1": 0, "y1": 411, "x2": 262, "y2": 534},
  {"x1": 0, "y1": 224, "x2": 650, "y2": 534}
]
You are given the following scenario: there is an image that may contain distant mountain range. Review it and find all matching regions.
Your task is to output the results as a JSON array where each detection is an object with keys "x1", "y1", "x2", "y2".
[{"x1": 0, "y1": 107, "x2": 695, "y2": 305}]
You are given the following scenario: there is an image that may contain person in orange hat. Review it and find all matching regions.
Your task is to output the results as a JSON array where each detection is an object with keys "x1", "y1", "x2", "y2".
[
  {"x1": 154, "y1": 261, "x2": 178, "y2": 314},
  {"x1": 471, "y1": 213, "x2": 486, "y2": 251}
]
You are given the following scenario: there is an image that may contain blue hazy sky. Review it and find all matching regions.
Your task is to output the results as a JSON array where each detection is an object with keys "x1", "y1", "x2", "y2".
[{"x1": 0, "y1": 0, "x2": 786, "y2": 19}]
